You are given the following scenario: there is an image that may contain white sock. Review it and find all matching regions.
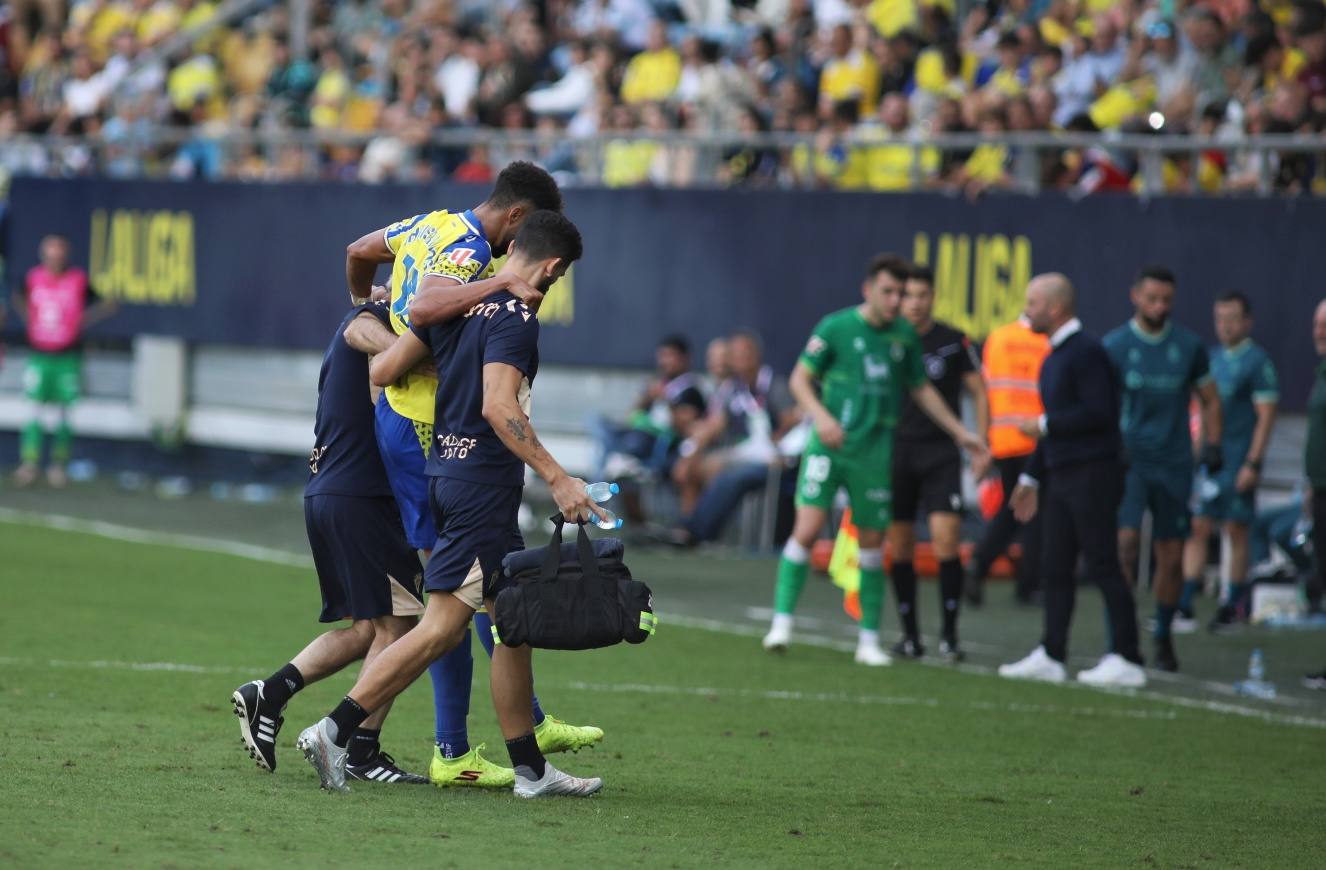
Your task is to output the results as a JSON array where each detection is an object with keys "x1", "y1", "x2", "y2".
[
  {"x1": 781, "y1": 538, "x2": 809, "y2": 564},
  {"x1": 771, "y1": 613, "x2": 793, "y2": 633},
  {"x1": 858, "y1": 629, "x2": 880, "y2": 647}
]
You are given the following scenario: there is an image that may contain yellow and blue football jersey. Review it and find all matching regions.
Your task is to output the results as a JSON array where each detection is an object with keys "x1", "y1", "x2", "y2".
[{"x1": 382, "y1": 208, "x2": 495, "y2": 424}]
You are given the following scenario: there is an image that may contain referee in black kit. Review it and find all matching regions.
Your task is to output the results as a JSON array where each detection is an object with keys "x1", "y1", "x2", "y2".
[
  {"x1": 887, "y1": 264, "x2": 989, "y2": 662},
  {"x1": 997, "y1": 273, "x2": 1146, "y2": 689}
]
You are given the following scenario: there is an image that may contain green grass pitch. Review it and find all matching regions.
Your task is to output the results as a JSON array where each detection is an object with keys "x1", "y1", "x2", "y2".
[{"x1": 1, "y1": 500, "x2": 1323, "y2": 868}]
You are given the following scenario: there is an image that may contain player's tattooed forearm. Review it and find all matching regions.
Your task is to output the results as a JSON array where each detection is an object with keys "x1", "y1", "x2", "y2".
[{"x1": 505, "y1": 417, "x2": 528, "y2": 442}]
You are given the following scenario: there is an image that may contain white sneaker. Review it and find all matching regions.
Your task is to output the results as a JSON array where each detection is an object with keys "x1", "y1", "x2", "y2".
[
  {"x1": 1076, "y1": 653, "x2": 1147, "y2": 688},
  {"x1": 854, "y1": 641, "x2": 892, "y2": 667},
  {"x1": 513, "y1": 762, "x2": 603, "y2": 798},
  {"x1": 296, "y1": 718, "x2": 350, "y2": 792},
  {"x1": 762, "y1": 619, "x2": 791, "y2": 652},
  {"x1": 997, "y1": 646, "x2": 1067, "y2": 682},
  {"x1": 1170, "y1": 614, "x2": 1199, "y2": 634}
]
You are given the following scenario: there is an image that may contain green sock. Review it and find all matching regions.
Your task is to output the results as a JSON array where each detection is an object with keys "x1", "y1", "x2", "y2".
[
  {"x1": 774, "y1": 556, "x2": 809, "y2": 615},
  {"x1": 858, "y1": 567, "x2": 886, "y2": 631},
  {"x1": 52, "y1": 417, "x2": 73, "y2": 466},
  {"x1": 20, "y1": 419, "x2": 43, "y2": 466}
]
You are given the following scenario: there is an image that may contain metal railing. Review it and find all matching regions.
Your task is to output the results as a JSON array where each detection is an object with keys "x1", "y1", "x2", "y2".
[{"x1": 3, "y1": 128, "x2": 1324, "y2": 196}]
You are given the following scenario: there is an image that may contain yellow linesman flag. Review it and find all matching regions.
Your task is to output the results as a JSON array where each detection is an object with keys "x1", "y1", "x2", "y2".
[{"x1": 827, "y1": 509, "x2": 863, "y2": 621}]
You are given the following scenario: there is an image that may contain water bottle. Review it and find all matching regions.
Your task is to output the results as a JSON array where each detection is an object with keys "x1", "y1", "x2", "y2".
[
  {"x1": 1249, "y1": 648, "x2": 1265, "y2": 682},
  {"x1": 589, "y1": 505, "x2": 623, "y2": 530},
  {"x1": 1235, "y1": 648, "x2": 1277, "y2": 699},
  {"x1": 585, "y1": 482, "x2": 620, "y2": 504},
  {"x1": 1196, "y1": 468, "x2": 1220, "y2": 502}
]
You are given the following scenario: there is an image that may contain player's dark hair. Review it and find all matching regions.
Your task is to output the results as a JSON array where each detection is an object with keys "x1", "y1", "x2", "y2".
[
  {"x1": 867, "y1": 253, "x2": 911, "y2": 283},
  {"x1": 487, "y1": 161, "x2": 563, "y2": 213},
  {"x1": 909, "y1": 264, "x2": 935, "y2": 285},
  {"x1": 512, "y1": 210, "x2": 582, "y2": 264},
  {"x1": 1216, "y1": 290, "x2": 1252, "y2": 316},
  {"x1": 1135, "y1": 265, "x2": 1176, "y2": 287},
  {"x1": 659, "y1": 334, "x2": 691, "y2": 356}
]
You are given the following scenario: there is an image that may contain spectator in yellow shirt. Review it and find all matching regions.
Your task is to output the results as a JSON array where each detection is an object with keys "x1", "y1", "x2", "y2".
[
  {"x1": 948, "y1": 106, "x2": 1013, "y2": 198},
  {"x1": 819, "y1": 23, "x2": 880, "y2": 119},
  {"x1": 621, "y1": 19, "x2": 681, "y2": 104},
  {"x1": 602, "y1": 104, "x2": 659, "y2": 187},
  {"x1": 310, "y1": 47, "x2": 351, "y2": 129},
  {"x1": 867, "y1": 0, "x2": 919, "y2": 39},
  {"x1": 811, "y1": 100, "x2": 870, "y2": 190},
  {"x1": 133, "y1": 0, "x2": 182, "y2": 48},
  {"x1": 70, "y1": 0, "x2": 134, "y2": 63},
  {"x1": 863, "y1": 92, "x2": 938, "y2": 190}
]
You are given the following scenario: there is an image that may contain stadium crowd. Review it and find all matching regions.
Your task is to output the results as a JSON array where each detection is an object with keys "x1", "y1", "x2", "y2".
[{"x1": 1, "y1": 0, "x2": 1324, "y2": 192}]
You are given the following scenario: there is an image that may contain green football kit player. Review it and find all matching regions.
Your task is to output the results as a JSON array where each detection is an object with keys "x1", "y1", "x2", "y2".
[
  {"x1": 762, "y1": 254, "x2": 987, "y2": 666},
  {"x1": 1103, "y1": 267, "x2": 1222, "y2": 673},
  {"x1": 1181, "y1": 292, "x2": 1278, "y2": 631}
]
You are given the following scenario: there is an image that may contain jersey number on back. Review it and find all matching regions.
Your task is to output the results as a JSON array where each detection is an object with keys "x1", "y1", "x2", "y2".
[{"x1": 393, "y1": 254, "x2": 421, "y2": 326}]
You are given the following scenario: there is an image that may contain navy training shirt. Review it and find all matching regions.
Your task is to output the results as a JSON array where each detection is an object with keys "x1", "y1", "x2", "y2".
[
  {"x1": 305, "y1": 304, "x2": 395, "y2": 499},
  {"x1": 415, "y1": 290, "x2": 540, "y2": 487}
]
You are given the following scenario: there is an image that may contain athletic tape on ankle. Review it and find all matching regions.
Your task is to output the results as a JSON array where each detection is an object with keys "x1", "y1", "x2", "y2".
[
  {"x1": 782, "y1": 538, "x2": 810, "y2": 564},
  {"x1": 858, "y1": 549, "x2": 883, "y2": 570}
]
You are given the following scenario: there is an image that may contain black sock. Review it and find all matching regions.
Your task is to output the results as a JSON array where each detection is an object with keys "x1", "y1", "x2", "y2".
[
  {"x1": 891, "y1": 561, "x2": 919, "y2": 639},
  {"x1": 262, "y1": 662, "x2": 305, "y2": 708},
  {"x1": 505, "y1": 732, "x2": 546, "y2": 779},
  {"x1": 347, "y1": 727, "x2": 381, "y2": 765},
  {"x1": 939, "y1": 558, "x2": 963, "y2": 643},
  {"x1": 328, "y1": 696, "x2": 369, "y2": 748}
]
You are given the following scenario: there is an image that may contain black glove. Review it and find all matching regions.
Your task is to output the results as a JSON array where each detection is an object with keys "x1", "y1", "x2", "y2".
[{"x1": 1200, "y1": 442, "x2": 1223, "y2": 474}]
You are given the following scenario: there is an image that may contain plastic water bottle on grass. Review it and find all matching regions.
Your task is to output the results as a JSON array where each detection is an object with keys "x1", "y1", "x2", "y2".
[{"x1": 1234, "y1": 648, "x2": 1276, "y2": 699}]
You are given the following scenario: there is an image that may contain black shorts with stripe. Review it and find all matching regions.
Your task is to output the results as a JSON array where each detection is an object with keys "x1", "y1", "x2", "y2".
[{"x1": 304, "y1": 494, "x2": 425, "y2": 623}]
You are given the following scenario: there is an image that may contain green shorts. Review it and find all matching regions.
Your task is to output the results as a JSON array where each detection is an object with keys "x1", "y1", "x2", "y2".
[
  {"x1": 1195, "y1": 465, "x2": 1256, "y2": 525},
  {"x1": 23, "y1": 351, "x2": 82, "y2": 405},
  {"x1": 1119, "y1": 463, "x2": 1192, "y2": 540},
  {"x1": 795, "y1": 445, "x2": 892, "y2": 531}
]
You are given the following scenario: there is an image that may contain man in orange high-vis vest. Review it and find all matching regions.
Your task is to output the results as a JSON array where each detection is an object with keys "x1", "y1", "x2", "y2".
[{"x1": 965, "y1": 315, "x2": 1051, "y2": 606}]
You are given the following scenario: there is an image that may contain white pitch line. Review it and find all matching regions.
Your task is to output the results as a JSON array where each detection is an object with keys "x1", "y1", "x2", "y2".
[
  {"x1": 3, "y1": 507, "x2": 1325, "y2": 730},
  {"x1": 559, "y1": 679, "x2": 1181, "y2": 723},
  {"x1": 0, "y1": 655, "x2": 254, "y2": 675},
  {"x1": 0, "y1": 506, "x2": 313, "y2": 569},
  {"x1": 644, "y1": 613, "x2": 1326, "y2": 727}
]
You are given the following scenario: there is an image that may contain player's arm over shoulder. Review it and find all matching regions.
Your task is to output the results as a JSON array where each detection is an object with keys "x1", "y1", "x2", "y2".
[
  {"x1": 368, "y1": 328, "x2": 430, "y2": 387},
  {"x1": 344, "y1": 305, "x2": 396, "y2": 355},
  {"x1": 407, "y1": 239, "x2": 500, "y2": 327},
  {"x1": 346, "y1": 214, "x2": 424, "y2": 303}
]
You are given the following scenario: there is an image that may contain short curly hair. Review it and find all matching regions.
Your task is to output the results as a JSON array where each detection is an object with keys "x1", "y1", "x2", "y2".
[
  {"x1": 487, "y1": 161, "x2": 563, "y2": 213},
  {"x1": 512, "y1": 210, "x2": 583, "y2": 264}
]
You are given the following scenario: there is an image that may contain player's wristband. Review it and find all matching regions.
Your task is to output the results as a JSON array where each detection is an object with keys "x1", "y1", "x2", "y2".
[{"x1": 1244, "y1": 458, "x2": 1263, "y2": 473}]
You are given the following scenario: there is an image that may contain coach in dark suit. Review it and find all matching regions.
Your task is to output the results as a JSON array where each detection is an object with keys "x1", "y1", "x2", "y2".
[{"x1": 997, "y1": 273, "x2": 1146, "y2": 688}]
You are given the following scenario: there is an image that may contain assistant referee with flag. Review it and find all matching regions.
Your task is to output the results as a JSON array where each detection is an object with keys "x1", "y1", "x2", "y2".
[{"x1": 997, "y1": 273, "x2": 1146, "y2": 688}]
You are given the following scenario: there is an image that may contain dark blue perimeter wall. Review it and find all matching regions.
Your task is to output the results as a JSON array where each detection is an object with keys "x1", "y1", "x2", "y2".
[{"x1": 6, "y1": 178, "x2": 1324, "y2": 407}]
